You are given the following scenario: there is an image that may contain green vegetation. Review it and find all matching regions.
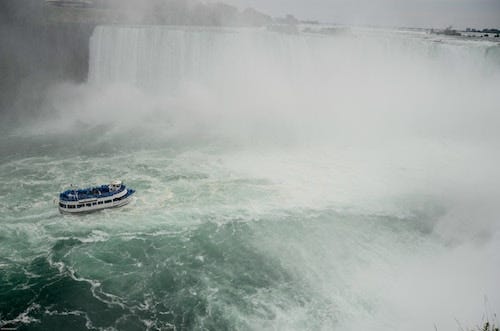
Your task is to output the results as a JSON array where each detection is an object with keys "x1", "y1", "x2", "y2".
[{"x1": 43, "y1": 0, "x2": 273, "y2": 26}]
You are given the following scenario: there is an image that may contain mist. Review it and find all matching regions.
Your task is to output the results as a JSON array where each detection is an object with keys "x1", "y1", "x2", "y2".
[
  {"x1": 1, "y1": 1, "x2": 500, "y2": 330},
  {"x1": 17, "y1": 25, "x2": 499, "y2": 328}
]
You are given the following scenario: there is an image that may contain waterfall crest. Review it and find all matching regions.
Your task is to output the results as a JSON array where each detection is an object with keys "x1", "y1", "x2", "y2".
[{"x1": 89, "y1": 26, "x2": 500, "y2": 93}]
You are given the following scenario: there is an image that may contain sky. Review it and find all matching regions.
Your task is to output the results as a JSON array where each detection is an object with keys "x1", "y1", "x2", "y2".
[{"x1": 214, "y1": 0, "x2": 500, "y2": 28}]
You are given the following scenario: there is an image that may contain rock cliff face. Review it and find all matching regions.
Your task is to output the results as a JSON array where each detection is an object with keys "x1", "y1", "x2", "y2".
[{"x1": 0, "y1": 0, "x2": 95, "y2": 117}]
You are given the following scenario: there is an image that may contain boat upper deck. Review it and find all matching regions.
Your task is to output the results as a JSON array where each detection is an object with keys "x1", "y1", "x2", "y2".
[{"x1": 59, "y1": 184, "x2": 126, "y2": 201}]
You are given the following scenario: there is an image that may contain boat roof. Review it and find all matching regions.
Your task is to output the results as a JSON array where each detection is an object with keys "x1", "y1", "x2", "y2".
[{"x1": 59, "y1": 183, "x2": 126, "y2": 202}]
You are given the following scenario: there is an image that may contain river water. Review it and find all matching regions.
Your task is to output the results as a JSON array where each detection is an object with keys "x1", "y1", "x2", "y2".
[{"x1": 1, "y1": 27, "x2": 500, "y2": 330}]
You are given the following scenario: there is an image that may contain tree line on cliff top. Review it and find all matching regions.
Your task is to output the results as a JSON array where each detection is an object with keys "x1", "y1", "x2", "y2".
[
  {"x1": 0, "y1": 0, "x2": 274, "y2": 27},
  {"x1": 93, "y1": 0, "x2": 273, "y2": 26}
]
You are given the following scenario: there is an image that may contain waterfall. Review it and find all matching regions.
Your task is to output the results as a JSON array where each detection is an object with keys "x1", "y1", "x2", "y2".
[{"x1": 89, "y1": 26, "x2": 500, "y2": 94}]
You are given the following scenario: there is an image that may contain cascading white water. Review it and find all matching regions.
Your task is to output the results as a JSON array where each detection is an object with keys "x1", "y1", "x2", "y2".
[
  {"x1": 89, "y1": 26, "x2": 500, "y2": 89},
  {"x1": 86, "y1": 26, "x2": 500, "y2": 153}
]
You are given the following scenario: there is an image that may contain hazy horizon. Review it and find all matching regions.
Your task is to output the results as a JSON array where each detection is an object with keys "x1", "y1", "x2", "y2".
[{"x1": 212, "y1": 0, "x2": 500, "y2": 28}]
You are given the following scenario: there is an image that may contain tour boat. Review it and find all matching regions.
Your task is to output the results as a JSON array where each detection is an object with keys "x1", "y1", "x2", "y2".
[{"x1": 58, "y1": 180, "x2": 135, "y2": 214}]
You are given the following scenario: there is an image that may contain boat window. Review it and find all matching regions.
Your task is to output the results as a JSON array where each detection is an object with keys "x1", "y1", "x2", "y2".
[
  {"x1": 105, "y1": 200, "x2": 112, "y2": 203},
  {"x1": 59, "y1": 202, "x2": 66, "y2": 208},
  {"x1": 68, "y1": 205, "x2": 75, "y2": 209},
  {"x1": 77, "y1": 205, "x2": 83, "y2": 208},
  {"x1": 98, "y1": 201, "x2": 103, "y2": 205},
  {"x1": 86, "y1": 203, "x2": 92, "y2": 207}
]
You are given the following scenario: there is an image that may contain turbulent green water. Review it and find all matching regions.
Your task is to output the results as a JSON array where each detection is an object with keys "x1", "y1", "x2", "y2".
[
  {"x1": 1, "y1": 27, "x2": 500, "y2": 330},
  {"x1": 0, "y1": 131, "x2": 438, "y2": 331}
]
